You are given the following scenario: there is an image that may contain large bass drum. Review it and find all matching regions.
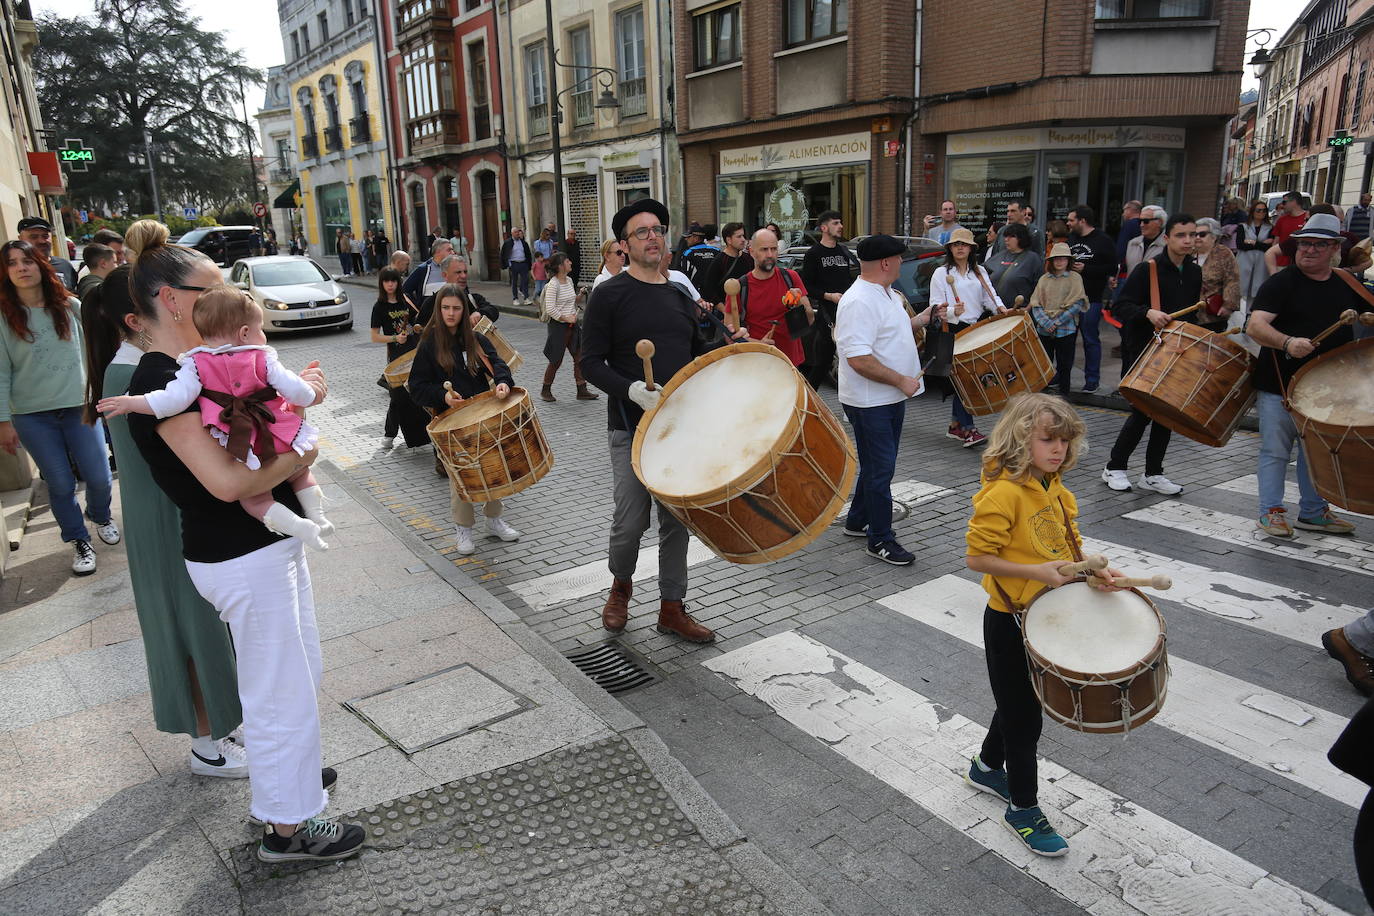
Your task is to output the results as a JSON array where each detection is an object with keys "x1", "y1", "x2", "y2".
[
  {"x1": 950, "y1": 313, "x2": 1054, "y2": 416},
  {"x1": 428, "y1": 388, "x2": 552, "y2": 503},
  {"x1": 1286, "y1": 337, "x2": 1374, "y2": 514},
  {"x1": 1119, "y1": 322, "x2": 1255, "y2": 448}
]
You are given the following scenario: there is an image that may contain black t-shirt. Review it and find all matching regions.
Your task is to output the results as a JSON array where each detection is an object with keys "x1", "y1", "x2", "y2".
[
  {"x1": 698, "y1": 250, "x2": 754, "y2": 307},
  {"x1": 799, "y1": 242, "x2": 854, "y2": 308},
  {"x1": 127, "y1": 352, "x2": 303, "y2": 563},
  {"x1": 371, "y1": 298, "x2": 415, "y2": 361},
  {"x1": 1068, "y1": 229, "x2": 1117, "y2": 302},
  {"x1": 680, "y1": 245, "x2": 722, "y2": 287},
  {"x1": 1250, "y1": 267, "x2": 1374, "y2": 394},
  {"x1": 579, "y1": 272, "x2": 705, "y2": 430}
]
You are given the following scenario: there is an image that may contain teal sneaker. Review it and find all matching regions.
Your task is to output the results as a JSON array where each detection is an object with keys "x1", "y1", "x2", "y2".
[
  {"x1": 1004, "y1": 805, "x2": 1069, "y2": 857},
  {"x1": 964, "y1": 756, "x2": 1011, "y2": 803},
  {"x1": 1294, "y1": 509, "x2": 1356, "y2": 535}
]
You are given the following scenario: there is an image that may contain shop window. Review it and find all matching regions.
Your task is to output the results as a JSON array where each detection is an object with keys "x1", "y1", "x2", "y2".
[
  {"x1": 616, "y1": 7, "x2": 647, "y2": 118},
  {"x1": 526, "y1": 42, "x2": 549, "y2": 136},
  {"x1": 785, "y1": 0, "x2": 847, "y2": 47},
  {"x1": 947, "y1": 154, "x2": 1036, "y2": 238},
  {"x1": 361, "y1": 176, "x2": 383, "y2": 232},
  {"x1": 1141, "y1": 151, "x2": 1183, "y2": 214},
  {"x1": 1095, "y1": 0, "x2": 1211, "y2": 19},
  {"x1": 317, "y1": 182, "x2": 351, "y2": 240},
  {"x1": 616, "y1": 169, "x2": 650, "y2": 207},
  {"x1": 693, "y1": 4, "x2": 740, "y2": 70},
  {"x1": 716, "y1": 165, "x2": 867, "y2": 250}
]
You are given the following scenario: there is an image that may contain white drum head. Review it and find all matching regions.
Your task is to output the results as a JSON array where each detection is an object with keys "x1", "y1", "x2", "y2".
[
  {"x1": 1024, "y1": 582, "x2": 1161, "y2": 674},
  {"x1": 954, "y1": 317, "x2": 1017, "y2": 355},
  {"x1": 1289, "y1": 346, "x2": 1374, "y2": 425},
  {"x1": 638, "y1": 351, "x2": 799, "y2": 497}
]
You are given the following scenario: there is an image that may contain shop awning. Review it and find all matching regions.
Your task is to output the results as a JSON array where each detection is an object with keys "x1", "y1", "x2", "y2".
[
  {"x1": 273, "y1": 180, "x2": 300, "y2": 209},
  {"x1": 27, "y1": 152, "x2": 64, "y2": 195}
]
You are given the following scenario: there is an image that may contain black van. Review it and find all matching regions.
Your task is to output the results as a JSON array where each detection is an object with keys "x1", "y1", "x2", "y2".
[{"x1": 179, "y1": 226, "x2": 258, "y2": 266}]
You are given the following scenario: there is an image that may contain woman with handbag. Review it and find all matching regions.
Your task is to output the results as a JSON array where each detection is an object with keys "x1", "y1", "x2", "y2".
[
  {"x1": 538, "y1": 252, "x2": 597, "y2": 403},
  {"x1": 1194, "y1": 218, "x2": 1241, "y2": 331}
]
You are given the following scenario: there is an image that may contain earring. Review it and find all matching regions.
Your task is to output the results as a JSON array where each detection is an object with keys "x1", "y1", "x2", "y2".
[
  {"x1": 171, "y1": 310, "x2": 183, "y2": 322},
  {"x1": 137, "y1": 329, "x2": 152, "y2": 351}
]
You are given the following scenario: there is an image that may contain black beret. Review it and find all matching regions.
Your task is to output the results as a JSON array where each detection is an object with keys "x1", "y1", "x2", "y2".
[
  {"x1": 856, "y1": 234, "x2": 905, "y2": 261},
  {"x1": 612, "y1": 198, "x2": 670, "y2": 240}
]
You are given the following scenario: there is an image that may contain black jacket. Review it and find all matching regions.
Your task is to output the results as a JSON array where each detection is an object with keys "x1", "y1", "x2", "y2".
[
  {"x1": 407, "y1": 332, "x2": 513, "y2": 412},
  {"x1": 1114, "y1": 251, "x2": 1202, "y2": 370},
  {"x1": 500, "y1": 238, "x2": 532, "y2": 269}
]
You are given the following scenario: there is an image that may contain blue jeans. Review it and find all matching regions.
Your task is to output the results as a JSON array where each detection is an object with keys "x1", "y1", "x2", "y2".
[
  {"x1": 1080, "y1": 302, "x2": 1102, "y2": 387},
  {"x1": 843, "y1": 401, "x2": 905, "y2": 546},
  {"x1": 1256, "y1": 391, "x2": 1326, "y2": 519},
  {"x1": 509, "y1": 262, "x2": 531, "y2": 299},
  {"x1": 338, "y1": 254, "x2": 352, "y2": 276},
  {"x1": 951, "y1": 394, "x2": 974, "y2": 430},
  {"x1": 12, "y1": 407, "x2": 113, "y2": 543}
]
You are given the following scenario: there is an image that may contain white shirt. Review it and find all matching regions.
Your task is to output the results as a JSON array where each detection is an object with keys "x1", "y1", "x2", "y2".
[
  {"x1": 542, "y1": 276, "x2": 578, "y2": 322},
  {"x1": 592, "y1": 267, "x2": 616, "y2": 289},
  {"x1": 929, "y1": 263, "x2": 1003, "y2": 325},
  {"x1": 834, "y1": 278, "x2": 922, "y2": 408},
  {"x1": 667, "y1": 269, "x2": 703, "y2": 302}
]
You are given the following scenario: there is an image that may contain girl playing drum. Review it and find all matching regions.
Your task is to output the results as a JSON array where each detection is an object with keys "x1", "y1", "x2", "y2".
[
  {"x1": 407, "y1": 284, "x2": 522, "y2": 556},
  {"x1": 964, "y1": 392, "x2": 1123, "y2": 857}
]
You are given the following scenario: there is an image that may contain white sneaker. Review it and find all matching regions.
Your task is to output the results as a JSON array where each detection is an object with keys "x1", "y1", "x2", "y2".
[
  {"x1": 1101, "y1": 468, "x2": 1132, "y2": 491},
  {"x1": 227, "y1": 724, "x2": 245, "y2": 746},
  {"x1": 71, "y1": 540, "x2": 97, "y2": 576},
  {"x1": 190, "y1": 735, "x2": 249, "y2": 778},
  {"x1": 380, "y1": 436, "x2": 395, "y2": 450},
  {"x1": 454, "y1": 525, "x2": 476, "y2": 555},
  {"x1": 95, "y1": 520, "x2": 121, "y2": 545},
  {"x1": 486, "y1": 516, "x2": 521, "y2": 542},
  {"x1": 1137, "y1": 474, "x2": 1183, "y2": 496}
]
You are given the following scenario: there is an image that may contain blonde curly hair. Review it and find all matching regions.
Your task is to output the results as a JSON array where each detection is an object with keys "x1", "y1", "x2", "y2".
[{"x1": 981, "y1": 393, "x2": 1086, "y2": 481}]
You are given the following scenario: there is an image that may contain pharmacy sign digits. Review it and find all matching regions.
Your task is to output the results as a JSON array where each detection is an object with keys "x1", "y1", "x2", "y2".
[{"x1": 59, "y1": 138, "x2": 95, "y2": 172}]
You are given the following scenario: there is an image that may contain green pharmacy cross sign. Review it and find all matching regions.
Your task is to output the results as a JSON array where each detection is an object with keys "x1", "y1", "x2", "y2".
[{"x1": 59, "y1": 138, "x2": 95, "y2": 172}]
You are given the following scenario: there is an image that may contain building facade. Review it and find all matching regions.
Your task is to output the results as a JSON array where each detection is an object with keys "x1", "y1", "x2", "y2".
[
  {"x1": 257, "y1": 66, "x2": 301, "y2": 246},
  {"x1": 1, "y1": 0, "x2": 62, "y2": 242},
  {"x1": 279, "y1": 0, "x2": 394, "y2": 266},
  {"x1": 502, "y1": 0, "x2": 676, "y2": 284},
  {"x1": 375, "y1": 0, "x2": 508, "y2": 278},
  {"x1": 1249, "y1": 19, "x2": 1306, "y2": 198}
]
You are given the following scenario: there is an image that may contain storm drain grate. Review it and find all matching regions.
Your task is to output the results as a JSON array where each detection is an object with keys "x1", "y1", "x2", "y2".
[{"x1": 562, "y1": 641, "x2": 658, "y2": 694}]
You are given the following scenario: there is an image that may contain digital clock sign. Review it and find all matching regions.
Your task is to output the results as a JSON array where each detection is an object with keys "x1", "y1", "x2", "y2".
[{"x1": 58, "y1": 139, "x2": 94, "y2": 172}]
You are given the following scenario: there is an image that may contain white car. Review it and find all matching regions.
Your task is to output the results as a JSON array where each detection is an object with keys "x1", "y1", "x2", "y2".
[{"x1": 229, "y1": 256, "x2": 352, "y2": 334}]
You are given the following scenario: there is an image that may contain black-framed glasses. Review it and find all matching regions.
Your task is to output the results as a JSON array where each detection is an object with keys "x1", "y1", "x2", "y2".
[
  {"x1": 1296, "y1": 239, "x2": 1337, "y2": 249},
  {"x1": 628, "y1": 225, "x2": 668, "y2": 240}
]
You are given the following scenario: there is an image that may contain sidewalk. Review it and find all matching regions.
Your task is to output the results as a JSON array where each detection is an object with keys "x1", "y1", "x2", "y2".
[{"x1": 0, "y1": 466, "x2": 823, "y2": 915}]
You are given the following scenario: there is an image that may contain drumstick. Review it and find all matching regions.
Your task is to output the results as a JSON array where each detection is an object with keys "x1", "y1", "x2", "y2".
[
  {"x1": 1360, "y1": 311, "x2": 1374, "y2": 326},
  {"x1": 1167, "y1": 302, "x2": 1205, "y2": 320},
  {"x1": 942, "y1": 274, "x2": 959, "y2": 331},
  {"x1": 1095, "y1": 574, "x2": 1172, "y2": 590},
  {"x1": 723, "y1": 277, "x2": 740, "y2": 332},
  {"x1": 442, "y1": 380, "x2": 461, "y2": 406},
  {"x1": 1061, "y1": 554, "x2": 1109, "y2": 576},
  {"x1": 761, "y1": 320, "x2": 779, "y2": 344},
  {"x1": 1309, "y1": 309, "x2": 1359, "y2": 346},
  {"x1": 635, "y1": 339, "x2": 656, "y2": 391},
  {"x1": 1013, "y1": 295, "x2": 1025, "y2": 310}
]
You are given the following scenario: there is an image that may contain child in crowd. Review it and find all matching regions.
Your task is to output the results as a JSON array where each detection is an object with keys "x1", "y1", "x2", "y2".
[
  {"x1": 98, "y1": 285, "x2": 332, "y2": 549},
  {"x1": 1028, "y1": 243, "x2": 1088, "y2": 397},
  {"x1": 964, "y1": 392, "x2": 1122, "y2": 857},
  {"x1": 532, "y1": 251, "x2": 548, "y2": 300}
]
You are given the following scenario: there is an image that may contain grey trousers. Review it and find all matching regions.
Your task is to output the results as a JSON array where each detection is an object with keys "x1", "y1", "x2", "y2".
[
  {"x1": 608, "y1": 429, "x2": 689, "y2": 601},
  {"x1": 1347, "y1": 610, "x2": 1374, "y2": 657}
]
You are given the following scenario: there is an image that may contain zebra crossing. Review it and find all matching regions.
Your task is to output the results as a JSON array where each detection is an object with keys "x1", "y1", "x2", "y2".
[{"x1": 699, "y1": 472, "x2": 1371, "y2": 915}]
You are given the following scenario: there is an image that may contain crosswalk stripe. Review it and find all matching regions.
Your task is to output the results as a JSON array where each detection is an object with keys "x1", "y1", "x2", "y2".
[
  {"x1": 1076, "y1": 536, "x2": 1365, "y2": 645},
  {"x1": 877, "y1": 575, "x2": 1363, "y2": 808},
  {"x1": 1211, "y1": 473, "x2": 1374, "y2": 521},
  {"x1": 1124, "y1": 502, "x2": 1374, "y2": 575},
  {"x1": 705, "y1": 632, "x2": 1351, "y2": 916},
  {"x1": 508, "y1": 539, "x2": 716, "y2": 610},
  {"x1": 834, "y1": 479, "x2": 953, "y2": 522}
]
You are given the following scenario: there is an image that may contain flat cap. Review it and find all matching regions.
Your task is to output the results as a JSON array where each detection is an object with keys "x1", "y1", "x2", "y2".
[
  {"x1": 17, "y1": 216, "x2": 52, "y2": 232},
  {"x1": 612, "y1": 198, "x2": 670, "y2": 240},
  {"x1": 856, "y1": 234, "x2": 905, "y2": 261}
]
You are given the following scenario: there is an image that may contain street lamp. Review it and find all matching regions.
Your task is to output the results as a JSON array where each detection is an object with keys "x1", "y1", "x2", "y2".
[{"x1": 1246, "y1": 28, "x2": 1273, "y2": 81}]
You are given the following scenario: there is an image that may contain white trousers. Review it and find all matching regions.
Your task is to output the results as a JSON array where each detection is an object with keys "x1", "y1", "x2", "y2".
[{"x1": 186, "y1": 538, "x2": 327, "y2": 824}]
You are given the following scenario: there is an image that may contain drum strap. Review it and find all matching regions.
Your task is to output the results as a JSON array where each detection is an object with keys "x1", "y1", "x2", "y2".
[
  {"x1": 1148, "y1": 260, "x2": 1160, "y2": 313},
  {"x1": 1332, "y1": 266, "x2": 1374, "y2": 309}
]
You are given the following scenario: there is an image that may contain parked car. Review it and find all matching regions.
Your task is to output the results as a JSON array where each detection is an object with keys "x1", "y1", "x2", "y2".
[
  {"x1": 229, "y1": 256, "x2": 352, "y2": 334},
  {"x1": 181, "y1": 225, "x2": 258, "y2": 266},
  {"x1": 1260, "y1": 190, "x2": 1313, "y2": 214}
]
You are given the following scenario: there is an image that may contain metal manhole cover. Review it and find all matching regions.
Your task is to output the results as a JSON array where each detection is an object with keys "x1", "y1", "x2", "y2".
[
  {"x1": 830, "y1": 499, "x2": 910, "y2": 525},
  {"x1": 344, "y1": 663, "x2": 535, "y2": 754},
  {"x1": 563, "y1": 641, "x2": 658, "y2": 694}
]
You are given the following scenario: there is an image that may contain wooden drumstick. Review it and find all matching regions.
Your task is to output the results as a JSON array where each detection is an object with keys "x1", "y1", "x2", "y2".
[
  {"x1": 635, "y1": 339, "x2": 656, "y2": 391},
  {"x1": 1061, "y1": 554, "x2": 1109, "y2": 576},
  {"x1": 1098, "y1": 574, "x2": 1172, "y2": 590},
  {"x1": 1013, "y1": 295, "x2": 1025, "y2": 310},
  {"x1": 723, "y1": 277, "x2": 740, "y2": 332},
  {"x1": 1220, "y1": 326, "x2": 1244, "y2": 336},
  {"x1": 442, "y1": 380, "x2": 461, "y2": 406},
  {"x1": 1360, "y1": 311, "x2": 1374, "y2": 326},
  {"x1": 1309, "y1": 309, "x2": 1359, "y2": 346},
  {"x1": 1167, "y1": 301, "x2": 1205, "y2": 320},
  {"x1": 761, "y1": 320, "x2": 779, "y2": 344},
  {"x1": 942, "y1": 274, "x2": 959, "y2": 331}
]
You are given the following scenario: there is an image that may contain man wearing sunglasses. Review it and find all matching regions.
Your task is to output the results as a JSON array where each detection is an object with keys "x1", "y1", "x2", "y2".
[
  {"x1": 579, "y1": 199, "x2": 716, "y2": 645},
  {"x1": 1122, "y1": 205, "x2": 1167, "y2": 276}
]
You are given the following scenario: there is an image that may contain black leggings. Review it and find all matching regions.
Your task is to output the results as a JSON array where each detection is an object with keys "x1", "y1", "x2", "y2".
[{"x1": 978, "y1": 606, "x2": 1043, "y2": 808}]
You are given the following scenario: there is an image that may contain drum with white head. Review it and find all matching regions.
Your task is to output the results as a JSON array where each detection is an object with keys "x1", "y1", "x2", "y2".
[
  {"x1": 1287, "y1": 337, "x2": 1374, "y2": 513},
  {"x1": 950, "y1": 312, "x2": 1054, "y2": 416}
]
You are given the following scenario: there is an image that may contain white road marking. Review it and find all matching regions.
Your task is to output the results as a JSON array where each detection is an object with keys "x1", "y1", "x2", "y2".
[
  {"x1": 1124, "y1": 502, "x2": 1374, "y2": 575},
  {"x1": 1212, "y1": 474, "x2": 1374, "y2": 520},
  {"x1": 705, "y1": 632, "x2": 1350, "y2": 916},
  {"x1": 877, "y1": 576, "x2": 1362, "y2": 808},
  {"x1": 1075, "y1": 536, "x2": 1365, "y2": 645},
  {"x1": 833, "y1": 479, "x2": 954, "y2": 522},
  {"x1": 509, "y1": 539, "x2": 716, "y2": 610}
]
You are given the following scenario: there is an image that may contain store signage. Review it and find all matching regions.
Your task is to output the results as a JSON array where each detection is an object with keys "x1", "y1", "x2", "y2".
[
  {"x1": 719, "y1": 133, "x2": 870, "y2": 176},
  {"x1": 946, "y1": 125, "x2": 1186, "y2": 155}
]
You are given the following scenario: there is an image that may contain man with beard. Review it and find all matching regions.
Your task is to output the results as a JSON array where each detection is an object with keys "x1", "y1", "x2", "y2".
[
  {"x1": 799, "y1": 210, "x2": 853, "y2": 388},
  {"x1": 698, "y1": 221, "x2": 753, "y2": 309},
  {"x1": 740, "y1": 228, "x2": 813, "y2": 367},
  {"x1": 17, "y1": 217, "x2": 77, "y2": 290}
]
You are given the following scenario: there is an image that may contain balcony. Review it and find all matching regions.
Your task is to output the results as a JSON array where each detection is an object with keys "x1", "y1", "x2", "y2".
[
  {"x1": 396, "y1": 0, "x2": 449, "y2": 41},
  {"x1": 618, "y1": 77, "x2": 647, "y2": 117},
  {"x1": 406, "y1": 111, "x2": 463, "y2": 154},
  {"x1": 350, "y1": 114, "x2": 372, "y2": 144},
  {"x1": 270, "y1": 166, "x2": 294, "y2": 184},
  {"x1": 323, "y1": 124, "x2": 343, "y2": 153},
  {"x1": 571, "y1": 88, "x2": 594, "y2": 128},
  {"x1": 300, "y1": 133, "x2": 319, "y2": 159},
  {"x1": 528, "y1": 102, "x2": 549, "y2": 137}
]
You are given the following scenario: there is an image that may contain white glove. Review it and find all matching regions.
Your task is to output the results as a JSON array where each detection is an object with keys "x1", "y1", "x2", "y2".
[{"x1": 628, "y1": 380, "x2": 661, "y2": 411}]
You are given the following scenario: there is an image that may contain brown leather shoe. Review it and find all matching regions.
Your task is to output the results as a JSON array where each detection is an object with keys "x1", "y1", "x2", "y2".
[
  {"x1": 1323, "y1": 628, "x2": 1374, "y2": 696},
  {"x1": 602, "y1": 577, "x2": 632, "y2": 633},
  {"x1": 540, "y1": 386, "x2": 556, "y2": 402},
  {"x1": 656, "y1": 600, "x2": 715, "y2": 643},
  {"x1": 576, "y1": 385, "x2": 600, "y2": 400}
]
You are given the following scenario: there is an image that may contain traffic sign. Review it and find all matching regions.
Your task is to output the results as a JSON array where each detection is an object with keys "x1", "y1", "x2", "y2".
[
  {"x1": 183, "y1": 206, "x2": 199, "y2": 219},
  {"x1": 253, "y1": 202, "x2": 267, "y2": 218},
  {"x1": 78, "y1": 209, "x2": 89, "y2": 223}
]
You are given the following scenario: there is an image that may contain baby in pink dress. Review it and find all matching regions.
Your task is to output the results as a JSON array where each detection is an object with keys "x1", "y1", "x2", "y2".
[{"x1": 99, "y1": 286, "x2": 333, "y2": 549}]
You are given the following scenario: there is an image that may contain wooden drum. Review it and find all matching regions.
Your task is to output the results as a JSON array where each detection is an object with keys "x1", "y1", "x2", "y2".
[
  {"x1": 1120, "y1": 323, "x2": 1255, "y2": 447},
  {"x1": 473, "y1": 316, "x2": 523, "y2": 374},
  {"x1": 428, "y1": 388, "x2": 552, "y2": 503},
  {"x1": 1022, "y1": 582, "x2": 1169, "y2": 735},
  {"x1": 951, "y1": 313, "x2": 1054, "y2": 416},
  {"x1": 383, "y1": 350, "x2": 415, "y2": 389},
  {"x1": 632, "y1": 342, "x2": 856, "y2": 564},
  {"x1": 1287, "y1": 337, "x2": 1374, "y2": 514}
]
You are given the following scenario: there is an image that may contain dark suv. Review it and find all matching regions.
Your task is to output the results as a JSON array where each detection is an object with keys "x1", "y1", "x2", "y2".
[{"x1": 179, "y1": 226, "x2": 258, "y2": 266}]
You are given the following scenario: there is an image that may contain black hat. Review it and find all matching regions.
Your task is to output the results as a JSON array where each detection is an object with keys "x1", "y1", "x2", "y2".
[
  {"x1": 686, "y1": 221, "x2": 705, "y2": 236},
  {"x1": 17, "y1": 216, "x2": 52, "y2": 232},
  {"x1": 611, "y1": 198, "x2": 670, "y2": 240},
  {"x1": 856, "y1": 234, "x2": 905, "y2": 261}
]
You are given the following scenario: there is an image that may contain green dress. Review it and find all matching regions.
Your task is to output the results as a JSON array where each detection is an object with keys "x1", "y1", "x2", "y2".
[{"x1": 104, "y1": 344, "x2": 242, "y2": 737}]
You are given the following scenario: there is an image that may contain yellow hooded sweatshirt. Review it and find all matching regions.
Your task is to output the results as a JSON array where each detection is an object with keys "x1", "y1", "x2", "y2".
[{"x1": 966, "y1": 470, "x2": 1082, "y2": 613}]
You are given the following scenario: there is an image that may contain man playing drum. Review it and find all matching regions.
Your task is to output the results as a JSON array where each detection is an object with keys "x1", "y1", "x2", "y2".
[
  {"x1": 579, "y1": 199, "x2": 716, "y2": 643},
  {"x1": 1246, "y1": 211, "x2": 1367, "y2": 543}
]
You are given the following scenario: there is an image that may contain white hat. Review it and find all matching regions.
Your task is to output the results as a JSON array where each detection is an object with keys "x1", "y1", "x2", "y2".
[{"x1": 1290, "y1": 213, "x2": 1342, "y2": 239}]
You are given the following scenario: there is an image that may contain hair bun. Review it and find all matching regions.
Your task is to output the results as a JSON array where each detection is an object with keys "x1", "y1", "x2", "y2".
[{"x1": 123, "y1": 220, "x2": 170, "y2": 262}]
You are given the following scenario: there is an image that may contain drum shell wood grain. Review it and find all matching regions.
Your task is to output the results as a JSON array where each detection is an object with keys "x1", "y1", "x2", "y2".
[
  {"x1": 383, "y1": 350, "x2": 415, "y2": 388},
  {"x1": 1022, "y1": 584, "x2": 1169, "y2": 735},
  {"x1": 950, "y1": 313, "x2": 1054, "y2": 416},
  {"x1": 428, "y1": 388, "x2": 552, "y2": 502},
  {"x1": 631, "y1": 342, "x2": 857, "y2": 565},
  {"x1": 1119, "y1": 322, "x2": 1256, "y2": 448},
  {"x1": 1286, "y1": 337, "x2": 1374, "y2": 514},
  {"x1": 473, "y1": 317, "x2": 524, "y2": 374}
]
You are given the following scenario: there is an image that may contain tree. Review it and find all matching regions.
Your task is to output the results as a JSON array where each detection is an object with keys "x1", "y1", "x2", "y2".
[{"x1": 34, "y1": 0, "x2": 261, "y2": 217}]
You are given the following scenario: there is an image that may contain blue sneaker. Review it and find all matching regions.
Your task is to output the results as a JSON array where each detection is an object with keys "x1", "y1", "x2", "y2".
[
  {"x1": 866, "y1": 540, "x2": 914, "y2": 566},
  {"x1": 964, "y1": 756, "x2": 1010, "y2": 803},
  {"x1": 1004, "y1": 805, "x2": 1069, "y2": 857}
]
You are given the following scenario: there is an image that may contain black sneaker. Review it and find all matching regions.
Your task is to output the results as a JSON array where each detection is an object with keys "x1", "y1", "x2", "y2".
[
  {"x1": 257, "y1": 816, "x2": 364, "y2": 863},
  {"x1": 866, "y1": 540, "x2": 914, "y2": 566},
  {"x1": 248, "y1": 769, "x2": 338, "y2": 826},
  {"x1": 841, "y1": 524, "x2": 867, "y2": 538}
]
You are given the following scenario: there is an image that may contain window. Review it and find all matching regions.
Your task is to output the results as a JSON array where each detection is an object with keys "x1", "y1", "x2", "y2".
[
  {"x1": 616, "y1": 7, "x2": 647, "y2": 117},
  {"x1": 693, "y1": 5, "x2": 740, "y2": 70},
  {"x1": 301, "y1": 26, "x2": 311, "y2": 52},
  {"x1": 443, "y1": 177, "x2": 461, "y2": 236},
  {"x1": 290, "y1": 32, "x2": 301, "y2": 58},
  {"x1": 469, "y1": 39, "x2": 491, "y2": 139},
  {"x1": 526, "y1": 41, "x2": 548, "y2": 136},
  {"x1": 569, "y1": 26, "x2": 593, "y2": 127},
  {"x1": 343, "y1": 0, "x2": 354, "y2": 27},
  {"x1": 1354, "y1": 63, "x2": 1368, "y2": 128},
  {"x1": 401, "y1": 43, "x2": 451, "y2": 147},
  {"x1": 785, "y1": 0, "x2": 847, "y2": 47},
  {"x1": 318, "y1": 11, "x2": 329, "y2": 42},
  {"x1": 1094, "y1": 1, "x2": 1211, "y2": 19},
  {"x1": 349, "y1": 80, "x2": 370, "y2": 143}
]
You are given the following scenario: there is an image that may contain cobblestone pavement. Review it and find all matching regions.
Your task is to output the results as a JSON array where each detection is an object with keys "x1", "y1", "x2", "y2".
[{"x1": 276, "y1": 314, "x2": 1374, "y2": 915}]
